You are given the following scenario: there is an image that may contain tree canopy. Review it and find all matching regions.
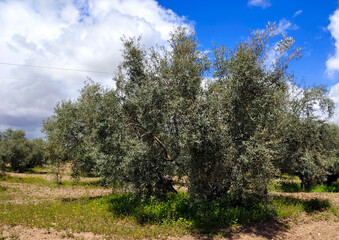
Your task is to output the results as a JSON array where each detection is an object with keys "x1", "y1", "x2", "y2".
[
  {"x1": 0, "y1": 128, "x2": 46, "y2": 172},
  {"x1": 42, "y1": 25, "x2": 337, "y2": 202}
]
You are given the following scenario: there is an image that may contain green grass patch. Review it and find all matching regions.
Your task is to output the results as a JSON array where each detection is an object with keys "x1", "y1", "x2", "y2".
[
  {"x1": 0, "y1": 174, "x2": 49, "y2": 185},
  {"x1": 59, "y1": 179, "x2": 102, "y2": 188},
  {"x1": 0, "y1": 186, "x2": 13, "y2": 201},
  {"x1": 0, "y1": 174, "x2": 102, "y2": 189},
  {"x1": 0, "y1": 186, "x2": 6, "y2": 192},
  {"x1": 310, "y1": 182, "x2": 339, "y2": 192},
  {"x1": 270, "y1": 196, "x2": 332, "y2": 218},
  {"x1": 107, "y1": 193, "x2": 335, "y2": 231},
  {"x1": 0, "y1": 192, "x2": 335, "y2": 238},
  {"x1": 23, "y1": 166, "x2": 51, "y2": 174},
  {"x1": 0, "y1": 197, "x2": 187, "y2": 239},
  {"x1": 107, "y1": 192, "x2": 275, "y2": 231},
  {"x1": 270, "y1": 181, "x2": 339, "y2": 193},
  {"x1": 0, "y1": 194, "x2": 14, "y2": 202}
]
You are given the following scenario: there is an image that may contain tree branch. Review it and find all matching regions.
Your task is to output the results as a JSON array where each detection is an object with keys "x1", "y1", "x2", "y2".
[{"x1": 127, "y1": 122, "x2": 172, "y2": 161}]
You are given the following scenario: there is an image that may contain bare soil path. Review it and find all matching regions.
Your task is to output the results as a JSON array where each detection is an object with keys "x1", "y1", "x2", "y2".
[
  {"x1": 0, "y1": 172, "x2": 112, "y2": 204},
  {"x1": 271, "y1": 191, "x2": 339, "y2": 205},
  {"x1": 6, "y1": 172, "x2": 99, "y2": 182},
  {"x1": 0, "y1": 182, "x2": 112, "y2": 204},
  {"x1": 1, "y1": 218, "x2": 338, "y2": 240}
]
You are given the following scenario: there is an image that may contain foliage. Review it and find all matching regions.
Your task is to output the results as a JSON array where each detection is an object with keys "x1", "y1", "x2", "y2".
[
  {"x1": 42, "y1": 24, "x2": 336, "y2": 202},
  {"x1": 185, "y1": 24, "x2": 301, "y2": 202},
  {"x1": 0, "y1": 128, "x2": 46, "y2": 172},
  {"x1": 323, "y1": 124, "x2": 339, "y2": 185},
  {"x1": 42, "y1": 82, "x2": 125, "y2": 180},
  {"x1": 277, "y1": 86, "x2": 335, "y2": 189},
  {"x1": 114, "y1": 28, "x2": 210, "y2": 198}
]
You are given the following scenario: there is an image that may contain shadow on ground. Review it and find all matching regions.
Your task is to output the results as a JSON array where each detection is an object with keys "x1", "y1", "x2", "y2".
[
  {"x1": 189, "y1": 220, "x2": 288, "y2": 240},
  {"x1": 106, "y1": 192, "x2": 331, "y2": 238}
]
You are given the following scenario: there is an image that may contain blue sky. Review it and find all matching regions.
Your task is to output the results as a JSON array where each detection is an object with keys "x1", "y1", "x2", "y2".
[
  {"x1": 0, "y1": 0, "x2": 338, "y2": 138},
  {"x1": 157, "y1": 0, "x2": 338, "y2": 87}
]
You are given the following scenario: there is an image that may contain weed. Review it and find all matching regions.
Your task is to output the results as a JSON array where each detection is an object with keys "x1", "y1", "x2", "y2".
[
  {"x1": 310, "y1": 182, "x2": 339, "y2": 193},
  {"x1": 270, "y1": 181, "x2": 339, "y2": 193},
  {"x1": 269, "y1": 196, "x2": 331, "y2": 219},
  {"x1": 0, "y1": 190, "x2": 336, "y2": 238},
  {"x1": 8, "y1": 233, "x2": 19, "y2": 240},
  {"x1": 61, "y1": 231, "x2": 75, "y2": 238},
  {"x1": 106, "y1": 192, "x2": 334, "y2": 232}
]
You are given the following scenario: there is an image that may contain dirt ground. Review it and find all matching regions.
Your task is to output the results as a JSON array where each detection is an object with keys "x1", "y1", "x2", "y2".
[
  {"x1": 0, "y1": 181, "x2": 112, "y2": 204},
  {"x1": 1, "y1": 218, "x2": 338, "y2": 240},
  {"x1": 270, "y1": 191, "x2": 339, "y2": 205},
  {"x1": 6, "y1": 172, "x2": 99, "y2": 182},
  {"x1": 1, "y1": 172, "x2": 338, "y2": 240}
]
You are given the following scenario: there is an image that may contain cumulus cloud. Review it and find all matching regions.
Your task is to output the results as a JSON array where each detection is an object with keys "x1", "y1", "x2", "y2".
[
  {"x1": 0, "y1": 0, "x2": 188, "y2": 138},
  {"x1": 293, "y1": 10, "x2": 303, "y2": 18},
  {"x1": 326, "y1": 9, "x2": 339, "y2": 76},
  {"x1": 247, "y1": 0, "x2": 271, "y2": 9}
]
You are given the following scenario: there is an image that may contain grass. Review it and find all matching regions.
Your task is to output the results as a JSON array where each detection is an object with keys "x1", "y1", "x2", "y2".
[
  {"x1": 0, "y1": 171, "x2": 338, "y2": 238},
  {"x1": 0, "y1": 185, "x2": 20, "y2": 202},
  {"x1": 270, "y1": 196, "x2": 332, "y2": 217},
  {"x1": 107, "y1": 192, "x2": 274, "y2": 231},
  {"x1": 0, "y1": 192, "x2": 336, "y2": 238},
  {"x1": 0, "y1": 174, "x2": 49, "y2": 185},
  {"x1": 269, "y1": 181, "x2": 339, "y2": 193},
  {"x1": 0, "y1": 174, "x2": 102, "y2": 189},
  {"x1": 0, "y1": 186, "x2": 6, "y2": 192},
  {"x1": 107, "y1": 192, "x2": 336, "y2": 231},
  {"x1": 0, "y1": 196, "x2": 188, "y2": 239},
  {"x1": 23, "y1": 166, "x2": 52, "y2": 174}
]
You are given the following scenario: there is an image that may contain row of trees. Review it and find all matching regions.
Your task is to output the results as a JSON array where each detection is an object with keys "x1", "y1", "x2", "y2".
[
  {"x1": 0, "y1": 128, "x2": 46, "y2": 173},
  {"x1": 42, "y1": 25, "x2": 339, "y2": 202}
]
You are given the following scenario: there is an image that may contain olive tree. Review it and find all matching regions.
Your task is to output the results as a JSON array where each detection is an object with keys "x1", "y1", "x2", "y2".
[
  {"x1": 115, "y1": 27, "x2": 209, "y2": 198},
  {"x1": 42, "y1": 81, "x2": 124, "y2": 180},
  {"x1": 43, "y1": 25, "x2": 336, "y2": 201},
  {"x1": 187, "y1": 24, "x2": 301, "y2": 202},
  {"x1": 322, "y1": 123, "x2": 339, "y2": 185},
  {"x1": 0, "y1": 128, "x2": 46, "y2": 172},
  {"x1": 278, "y1": 86, "x2": 335, "y2": 189}
]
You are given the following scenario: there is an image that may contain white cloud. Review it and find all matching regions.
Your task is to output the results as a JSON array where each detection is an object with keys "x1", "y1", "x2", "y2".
[
  {"x1": 277, "y1": 18, "x2": 299, "y2": 34},
  {"x1": 293, "y1": 10, "x2": 303, "y2": 18},
  {"x1": 0, "y1": 0, "x2": 189, "y2": 138},
  {"x1": 329, "y1": 83, "x2": 339, "y2": 125},
  {"x1": 247, "y1": 0, "x2": 271, "y2": 9},
  {"x1": 326, "y1": 9, "x2": 339, "y2": 76}
]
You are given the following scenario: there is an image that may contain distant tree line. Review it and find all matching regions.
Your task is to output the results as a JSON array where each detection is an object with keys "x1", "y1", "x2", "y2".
[
  {"x1": 41, "y1": 24, "x2": 339, "y2": 203},
  {"x1": 0, "y1": 128, "x2": 46, "y2": 173}
]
